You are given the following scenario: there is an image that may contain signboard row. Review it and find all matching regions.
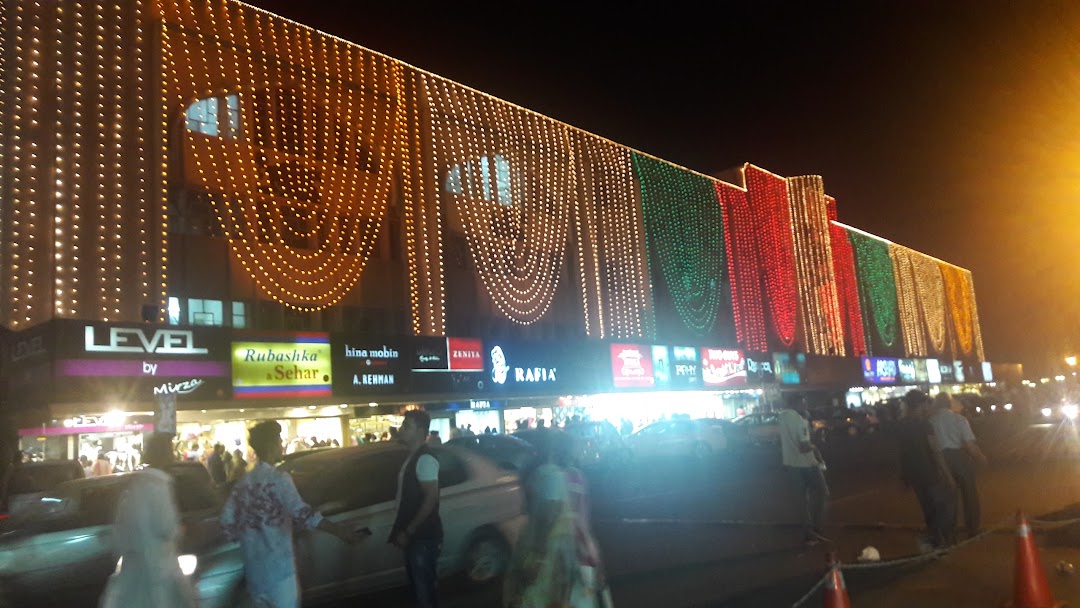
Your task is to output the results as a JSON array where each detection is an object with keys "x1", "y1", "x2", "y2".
[{"x1": 861, "y1": 357, "x2": 994, "y2": 385}]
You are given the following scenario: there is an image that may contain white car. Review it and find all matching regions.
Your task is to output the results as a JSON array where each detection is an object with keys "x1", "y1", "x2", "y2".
[
  {"x1": 193, "y1": 443, "x2": 525, "y2": 607},
  {"x1": 626, "y1": 419, "x2": 728, "y2": 461}
]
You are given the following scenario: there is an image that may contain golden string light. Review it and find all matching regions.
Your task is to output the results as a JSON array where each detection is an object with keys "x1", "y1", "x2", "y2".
[
  {"x1": 941, "y1": 262, "x2": 978, "y2": 357},
  {"x1": 889, "y1": 244, "x2": 927, "y2": 357},
  {"x1": 787, "y1": 176, "x2": 844, "y2": 355},
  {"x1": 910, "y1": 251, "x2": 947, "y2": 354},
  {"x1": 426, "y1": 75, "x2": 573, "y2": 325}
]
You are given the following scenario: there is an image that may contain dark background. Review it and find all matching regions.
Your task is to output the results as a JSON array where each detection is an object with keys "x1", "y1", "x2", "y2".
[{"x1": 245, "y1": 0, "x2": 1080, "y2": 376}]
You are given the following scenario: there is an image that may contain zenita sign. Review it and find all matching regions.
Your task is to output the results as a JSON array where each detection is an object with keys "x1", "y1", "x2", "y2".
[{"x1": 84, "y1": 325, "x2": 208, "y2": 355}]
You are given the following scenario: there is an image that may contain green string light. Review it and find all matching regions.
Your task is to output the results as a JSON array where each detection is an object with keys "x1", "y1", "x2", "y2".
[
  {"x1": 849, "y1": 229, "x2": 899, "y2": 350},
  {"x1": 632, "y1": 152, "x2": 730, "y2": 338}
]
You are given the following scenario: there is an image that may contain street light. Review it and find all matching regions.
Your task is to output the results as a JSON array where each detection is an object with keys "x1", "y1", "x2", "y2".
[{"x1": 1067, "y1": 356, "x2": 1078, "y2": 367}]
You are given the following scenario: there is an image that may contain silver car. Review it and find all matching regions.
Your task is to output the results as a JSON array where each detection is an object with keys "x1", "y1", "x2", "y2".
[
  {"x1": 0, "y1": 462, "x2": 223, "y2": 607},
  {"x1": 194, "y1": 443, "x2": 526, "y2": 607}
]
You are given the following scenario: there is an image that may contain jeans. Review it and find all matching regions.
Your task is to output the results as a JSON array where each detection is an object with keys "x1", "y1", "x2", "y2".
[
  {"x1": 912, "y1": 481, "x2": 956, "y2": 547},
  {"x1": 787, "y1": 465, "x2": 829, "y2": 538},
  {"x1": 405, "y1": 539, "x2": 441, "y2": 608},
  {"x1": 943, "y1": 448, "x2": 980, "y2": 536}
]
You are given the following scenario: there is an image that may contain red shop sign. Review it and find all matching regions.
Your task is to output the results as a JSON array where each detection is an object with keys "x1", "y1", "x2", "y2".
[
  {"x1": 701, "y1": 348, "x2": 748, "y2": 387},
  {"x1": 611, "y1": 343, "x2": 654, "y2": 388},
  {"x1": 447, "y1": 337, "x2": 483, "y2": 372}
]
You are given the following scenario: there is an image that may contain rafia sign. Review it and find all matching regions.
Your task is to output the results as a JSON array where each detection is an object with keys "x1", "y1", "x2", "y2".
[
  {"x1": 489, "y1": 344, "x2": 557, "y2": 386},
  {"x1": 232, "y1": 333, "x2": 331, "y2": 399}
]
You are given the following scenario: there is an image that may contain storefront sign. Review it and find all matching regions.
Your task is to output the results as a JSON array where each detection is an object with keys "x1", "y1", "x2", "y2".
[
  {"x1": 937, "y1": 360, "x2": 954, "y2": 383},
  {"x1": 232, "y1": 333, "x2": 331, "y2": 399},
  {"x1": 409, "y1": 336, "x2": 485, "y2": 394},
  {"x1": 914, "y1": 359, "x2": 930, "y2": 383},
  {"x1": 84, "y1": 325, "x2": 208, "y2": 355},
  {"x1": 332, "y1": 337, "x2": 405, "y2": 395},
  {"x1": 982, "y1": 361, "x2": 993, "y2": 383},
  {"x1": 746, "y1": 353, "x2": 775, "y2": 384},
  {"x1": 701, "y1": 348, "x2": 747, "y2": 387},
  {"x1": 478, "y1": 340, "x2": 584, "y2": 397},
  {"x1": 772, "y1": 353, "x2": 807, "y2": 385},
  {"x1": 862, "y1": 357, "x2": 898, "y2": 384},
  {"x1": 449, "y1": 338, "x2": 484, "y2": 372},
  {"x1": 898, "y1": 359, "x2": 917, "y2": 384},
  {"x1": 926, "y1": 358, "x2": 942, "y2": 383},
  {"x1": 611, "y1": 344, "x2": 654, "y2": 388},
  {"x1": 953, "y1": 360, "x2": 966, "y2": 383}
]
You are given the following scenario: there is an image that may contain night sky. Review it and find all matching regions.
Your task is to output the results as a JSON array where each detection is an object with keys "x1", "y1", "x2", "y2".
[{"x1": 244, "y1": 0, "x2": 1080, "y2": 376}]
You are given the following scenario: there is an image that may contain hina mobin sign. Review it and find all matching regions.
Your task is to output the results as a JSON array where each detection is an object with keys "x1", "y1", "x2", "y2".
[{"x1": 232, "y1": 333, "x2": 332, "y2": 399}]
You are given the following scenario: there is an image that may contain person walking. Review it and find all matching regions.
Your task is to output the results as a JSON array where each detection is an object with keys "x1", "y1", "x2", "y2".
[
  {"x1": 221, "y1": 421, "x2": 364, "y2": 608},
  {"x1": 207, "y1": 443, "x2": 227, "y2": 485},
  {"x1": 899, "y1": 390, "x2": 957, "y2": 550},
  {"x1": 929, "y1": 393, "x2": 987, "y2": 539},
  {"x1": 99, "y1": 432, "x2": 196, "y2": 608},
  {"x1": 227, "y1": 448, "x2": 248, "y2": 485},
  {"x1": 390, "y1": 410, "x2": 443, "y2": 608},
  {"x1": 91, "y1": 451, "x2": 114, "y2": 477},
  {"x1": 779, "y1": 394, "x2": 829, "y2": 546}
]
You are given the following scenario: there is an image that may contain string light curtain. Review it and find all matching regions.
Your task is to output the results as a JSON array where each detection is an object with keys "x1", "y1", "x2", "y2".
[
  {"x1": 910, "y1": 251, "x2": 948, "y2": 355},
  {"x1": 572, "y1": 132, "x2": 651, "y2": 339},
  {"x1": 2, "y1": 0, "x2": 152, "y2": 328},
  {"x1": 423, "y1": 74, "x2": 574, "y2": 326},
  {"x1": 826, "y1": 202, "x2": 866, "y2": 357},
  {"x1": 716, "y1": 179, "x2": 768, "y2": 353},
  {"x1": 848, "y1": 227, "x2": 900, "y2": 354},
  {"x1": 941, "y1": 262, "x2": 985, "y2": 359},
  {"x1": 890, "y1": 244, "x2": 928, "y2": 357},
  {"x1": 633, "y1": 152, "x2": 732, "y2": 340},
  {"x1": 744, "y1": 165, "x2": 798, "y2": 349},
  {"x1": 787, "y1": 176, "x2": 844, "y2": 355},
  {"x1": 159, "y1": 0, "x2": 400, "y2": 311}
]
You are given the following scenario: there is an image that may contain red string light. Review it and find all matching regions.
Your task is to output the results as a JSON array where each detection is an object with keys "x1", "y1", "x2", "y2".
[
  {"x1": 826, "y1": 198, "x2": 866, "y2": 356},
  {"x1": 745, "y1": 165, "x2": 798, "y2": 349},
  {"x1": 716, "y1": 178, "x2": 767, "y2": 352}
]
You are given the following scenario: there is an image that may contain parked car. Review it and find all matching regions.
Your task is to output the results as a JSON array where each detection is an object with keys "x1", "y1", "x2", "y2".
[
  {"x1": 192, "y1": 443, "x2": 526, "y2": 607},
  {"x1": 625, "y1": 419, "x2": 728, "y2": 461},
  {"x1": 562, "y1": 420, "x2": 631, "y2": 468},
  {"x1": 730, "y1": 412, "x2": 783, "y2": 447},
  {"x1": 810, "y1": 408, "x2": 879, "y2": 441},
  {"x1": 2, "y1": 459, "x2": 85, "y2": 519},
  {"x1": 0, "y1": 462, "x2": 223, "y2": 607},
  {"x1": 445, "y1": 434, "x2": 538, "y2": 472}
]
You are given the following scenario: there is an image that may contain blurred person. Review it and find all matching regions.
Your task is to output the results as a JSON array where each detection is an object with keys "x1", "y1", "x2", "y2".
[
  {"x1": 79, "y1": 455, "x2": 92, "y2": 477},
  {"x1": 449, "y1": 423, "x2": 463, "y2": 441},
  {"x1": 779, "y1": 394, "x2": 830, "y2": 546},
  {"x1": 207, "y1": 443, "x2": 227, "y2": 485},
  {"x1": 900, "y1": 390, "x2": 957, "y2": 550},
  {"x1": 221, "y1": 421, "x2": 365, "y2": 608},
  {"x1": 227, "y1": 448, "x2": 248, "y2": 485},
  {"x1": 99, "y1": 433, "x2": 196, "y2": 608},
  {"x1": 930, "y1": 393, "x2": 987, "y2": 538},
  {"x1": 91, "y1": 451, "x2": 114, "y2": 477},
  {"x1": 390, "y1": 410, "x2": 442, "y2": 608},
  {"x1": 427, "y1": 430, "x2": 442, "y2": 446}
]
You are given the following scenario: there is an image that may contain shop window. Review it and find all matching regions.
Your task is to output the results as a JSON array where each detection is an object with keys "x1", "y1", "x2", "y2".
[
  {"x1": 231, "y1": 301, "x2": 247, "y2": 329},
  {"x1": 185, "y1": 94, "x2": 240, "y2": 139},
  {"x1": 168, "y1": 297, "x2": 182, "y2": 325},
  {"x1": 444, "y1": 153, "x2": 513, "y2": 206},
  {"x1": 188, "y1": 298, "x2": 224, "y2": 326}
]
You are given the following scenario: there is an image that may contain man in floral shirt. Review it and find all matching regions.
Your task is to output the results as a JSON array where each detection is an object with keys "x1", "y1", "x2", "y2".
[{"x1": 221, "y1": 421, "x2": 363, "y2": 608}]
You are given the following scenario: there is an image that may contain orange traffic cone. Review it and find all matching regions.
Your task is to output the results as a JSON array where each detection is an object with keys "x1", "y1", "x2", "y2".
[
  {"x1": 1007, "y1": 511, "x2": 1064, "y2": 608},
  {"x1": 822, "y1": 553, "x2": 852, "y2": 608}
]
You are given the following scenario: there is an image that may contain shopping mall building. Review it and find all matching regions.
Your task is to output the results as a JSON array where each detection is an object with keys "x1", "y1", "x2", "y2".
[{"x1": 0, "y1": 0, "x2": 998, "y2": 461}]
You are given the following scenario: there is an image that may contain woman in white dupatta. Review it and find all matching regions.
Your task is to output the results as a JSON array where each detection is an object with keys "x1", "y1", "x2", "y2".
[{"x1": 99, "y1": 432, "x2": 197, "y2": 608}]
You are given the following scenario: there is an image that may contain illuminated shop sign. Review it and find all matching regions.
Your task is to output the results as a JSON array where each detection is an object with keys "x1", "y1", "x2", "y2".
[
  {"x1": 772, "y1": 353, "x2": 807, "y2": 385},
  {"x1": 701, "y1": 348, "x2": 747, "y2": 387},
  {"x1": 914, "y1": 359, "x2": 929, "y2": 383},
  {"x1": 409, "y1": 336, "x2": 485, "y2": 394},
  {"x1": 926, "y1": 358, "x2": 942, "y2": 384},
  {"x1": 84, "y1": 325, "x2": 208, "y2": 355},
  {"x1": 898, "y1": 359, "x2": 917, "y2": 384},
  {"x1": 953, "y1": 360, "x2": 966, "y2": 383},
  {"x1": 937, "y1": 360, "x2": 954, "y2": 383},
  {"x1": 332, "y1": 338, "x2": 405, "y2": 394},
  {"x1": 746, "y1": 354, "x2": 775, "y2": 384},
  {"x1": 611, "y1": 344, "x2": 654, "y2": 388},
  {"x1": 862, "y1": 357, "x2": 898, "y2": 384},
  {"x1": 982, "y1": 361, "x2": 993, "y2": 383},
  {"x1": 232, "y1": 333, "x2": 331, "y2": 399},
  {"x1": 479, "y1": 340, "x2": 580, "y2": 396}
]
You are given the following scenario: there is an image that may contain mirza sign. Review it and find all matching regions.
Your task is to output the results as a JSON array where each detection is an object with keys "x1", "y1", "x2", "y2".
[{"x1": 232, "y1": 333, "x2": 332, "y2": 399}]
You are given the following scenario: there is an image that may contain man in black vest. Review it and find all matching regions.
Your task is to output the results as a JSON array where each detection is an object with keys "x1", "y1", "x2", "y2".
[{"x1": 390, "y1": 409, "x2": 442, "y2": 607}]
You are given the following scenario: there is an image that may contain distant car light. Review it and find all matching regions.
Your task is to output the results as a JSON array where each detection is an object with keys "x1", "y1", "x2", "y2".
[
  {"x1": 1043, "y1": 407, "x2": 1054, "y2": 417},
  {"x1": 1004, "y1": 403, "x2": 1013, "y2": 411},
  {"x1": 1064, "y1": 404, "x2": 1079, "y2": 420},
  {"x1": 990, "y1": 405, "x2": 997, "y2": 412},
  {"x1": 975, "y1": 407, "x2": 982, "y2": 413}
]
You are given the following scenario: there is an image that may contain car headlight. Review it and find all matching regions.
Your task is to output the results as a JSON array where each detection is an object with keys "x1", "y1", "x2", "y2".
[
  {"x1": 1063, "y1": 404, "x2": 1079, "y2": 420},
  {"x1": 1043, "y1": 407, "x2": 1053, "y2": 417},
  {"x1": 116, "y1": 554, "x2": 197, "y2": 576}
]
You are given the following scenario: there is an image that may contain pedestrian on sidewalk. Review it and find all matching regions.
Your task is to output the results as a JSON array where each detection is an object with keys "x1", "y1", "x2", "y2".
[
  {"x1": 779, "y1": 394, "x2": 830, "y2": 546},
  {"x1": 99, "y1": 432, "x2": 196, "y2": 608},
  {"x1": 930, "y1": 393, "x2": 987, "y2": 539},
  {"x1": 899, "y1": 390, "x2": 957, "y2": 550},
  {"x1": 390, "y1": 409, "x2": 443, "y2": 608},
  {"x1": 221, "y1": 421, "x2": 365, "y2": 608}
]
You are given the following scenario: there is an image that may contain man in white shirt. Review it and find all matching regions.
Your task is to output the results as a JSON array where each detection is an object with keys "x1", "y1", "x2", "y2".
[
  {"x1": 778, "y1": 394, "x2": 829, "y2": 546},
  {"x1": 929, "y1": 393, "x2": 987, "y2": 538}
]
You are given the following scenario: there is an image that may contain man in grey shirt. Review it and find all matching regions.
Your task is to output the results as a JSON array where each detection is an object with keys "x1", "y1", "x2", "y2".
[{"x1": 929, "y1": 393, "x2": 987, "y2": 539}]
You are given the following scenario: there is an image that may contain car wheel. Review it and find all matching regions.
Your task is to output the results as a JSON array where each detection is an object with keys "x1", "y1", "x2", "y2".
[{"x1": 464, "y1": 530, "x2": 511, "y2": 586}]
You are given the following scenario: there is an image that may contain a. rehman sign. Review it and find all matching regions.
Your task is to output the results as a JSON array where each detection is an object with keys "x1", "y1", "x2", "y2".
[{"x1": 232, "y1": 333, "x2": 331, "y2": 399}]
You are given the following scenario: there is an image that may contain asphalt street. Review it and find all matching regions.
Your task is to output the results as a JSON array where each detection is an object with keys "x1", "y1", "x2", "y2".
[{"x1": 330, "y1": 413, "x2": 1080, "y2": 607}]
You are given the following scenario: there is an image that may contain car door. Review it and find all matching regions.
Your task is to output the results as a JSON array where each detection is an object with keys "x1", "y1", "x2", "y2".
[
  {"x1": 629, "y1": 424, "x2": 661, "y2": 458},
  {"x1": 659, "y1": 421, "x2": 694, "y2": 456},
  {"x1": 296, "y1": 449, "x2": 408, "y2": 601}
]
